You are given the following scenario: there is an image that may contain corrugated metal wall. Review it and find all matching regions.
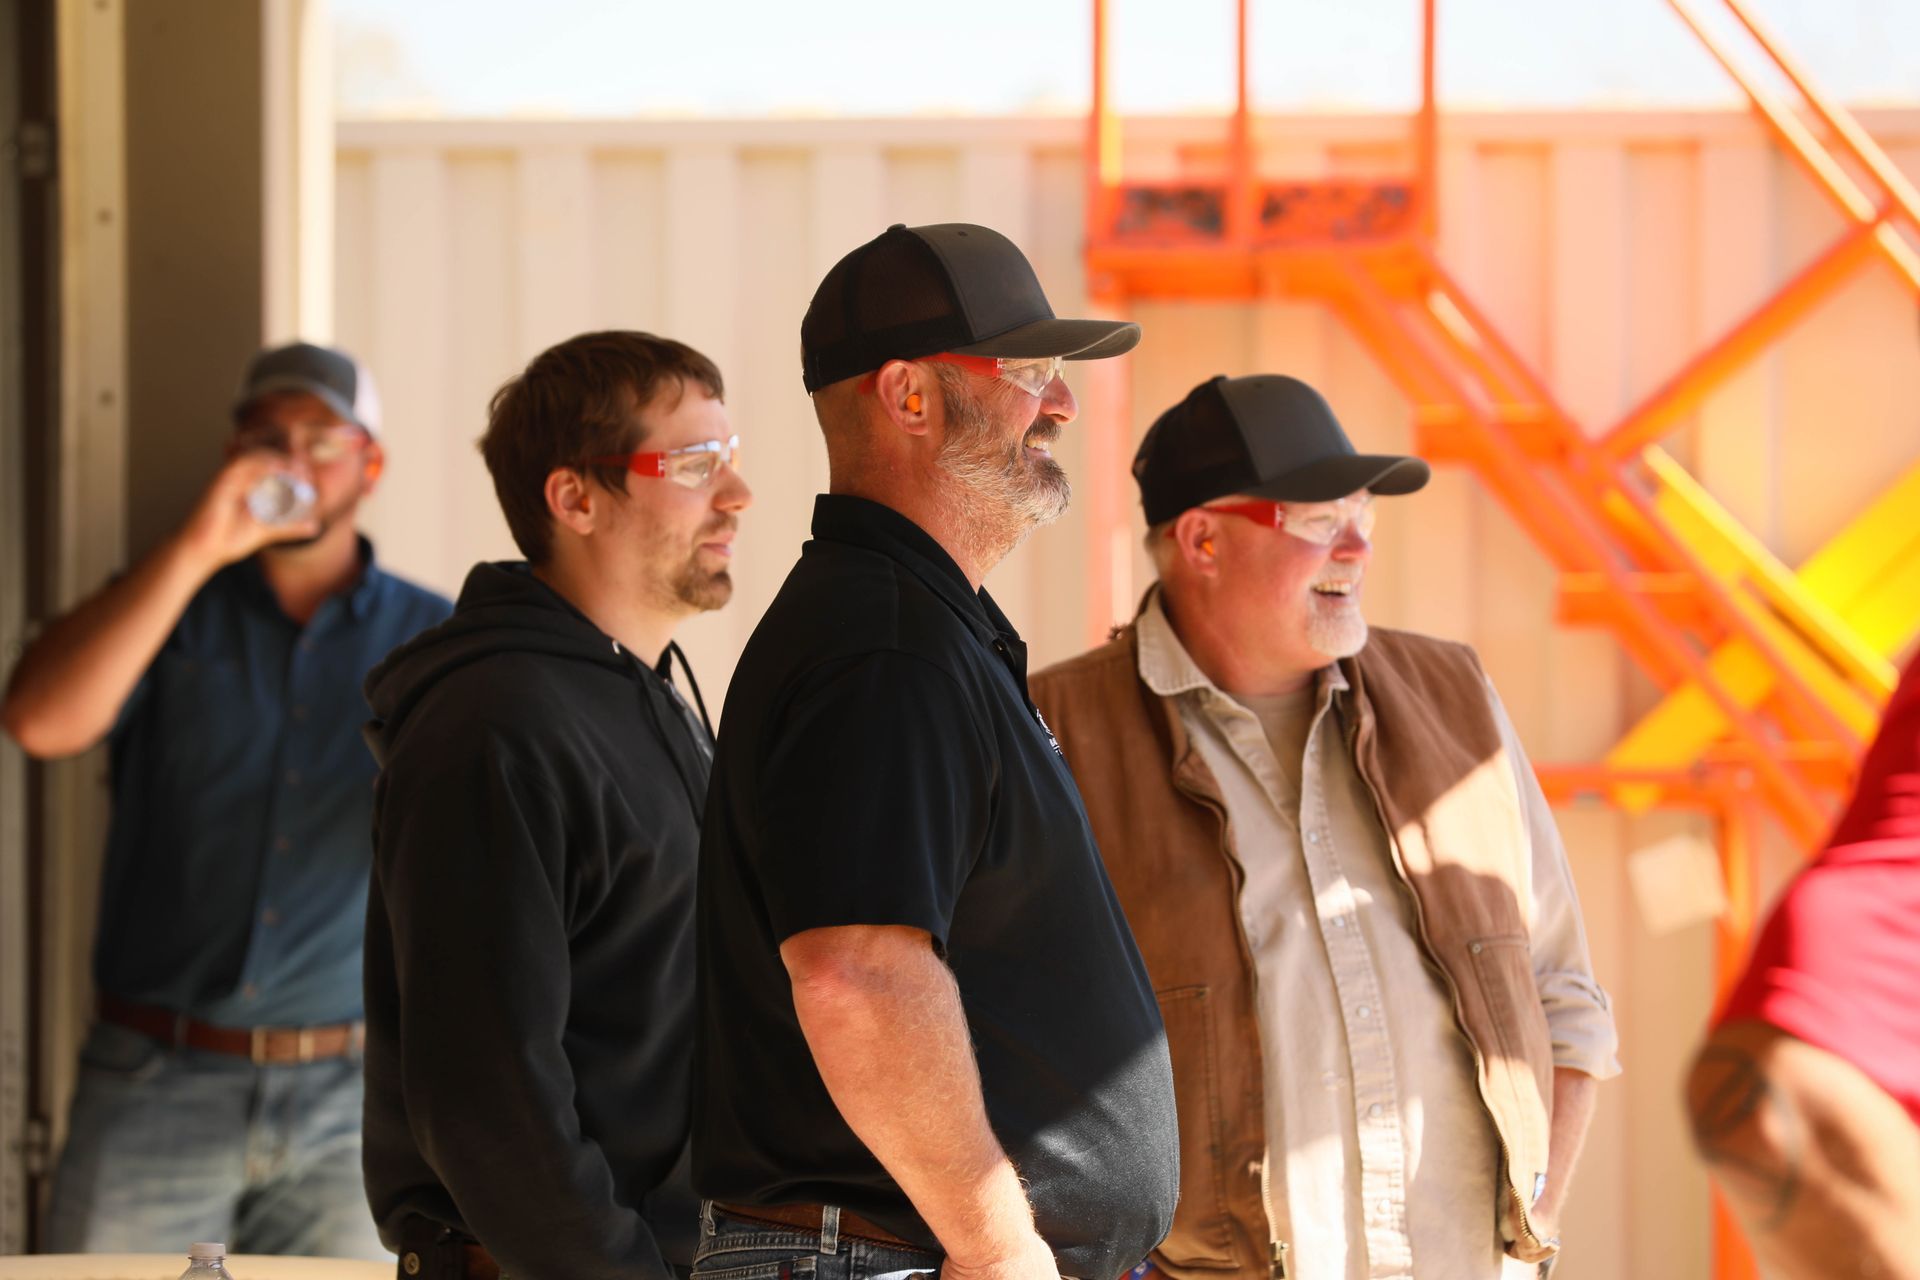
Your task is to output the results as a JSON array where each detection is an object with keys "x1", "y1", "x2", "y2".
[{"x1": 335, "y1": 109, "x2": 1920, "y2": 1280}]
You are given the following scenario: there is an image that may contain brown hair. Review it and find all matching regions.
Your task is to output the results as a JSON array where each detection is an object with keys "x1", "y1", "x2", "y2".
[{"x1": 480, "y1": 330, "x2": 724, "y2": 564}]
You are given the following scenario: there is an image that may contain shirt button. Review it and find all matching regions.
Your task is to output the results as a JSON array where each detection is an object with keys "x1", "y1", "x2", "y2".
[
  {"x1": 285, "y1": 769, "x2": 301, "y2": 787},
  {"x1": 1333, "y1": 916, "x2": 1349, "y2": 929},
  {"x1": 273, "y1": 835, "x2": 291, "y2": 853},
  {"x1": 1307, "y1": 830, "x2": 1321, "y2": 843},
  {"x1": 292, "y1": 704, "x2": 309, "y2": 721},
  {"x1": 1356, "y1": 1004, "x2": 1372, "y2": 1019},
  {"x1": 1368, "y1": 1103, "x2": 1384, "y2": 1119},
  {"x1": 1377, "y1": 1199, "x2": 1393, "y2": 1215},
  {"x1": 261, "y1": 908, "x2": 280, "y2": 927}
]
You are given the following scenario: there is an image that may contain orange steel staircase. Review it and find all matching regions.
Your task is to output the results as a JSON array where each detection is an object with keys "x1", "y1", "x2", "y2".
[{"x1": 1080, "y1": 2, "x2": 1920, "y2": 1274}]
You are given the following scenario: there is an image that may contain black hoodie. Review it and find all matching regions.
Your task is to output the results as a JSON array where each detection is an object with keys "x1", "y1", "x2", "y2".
[{"x1": 361, "y1": 562, "x2": 710, "y2": 1280}]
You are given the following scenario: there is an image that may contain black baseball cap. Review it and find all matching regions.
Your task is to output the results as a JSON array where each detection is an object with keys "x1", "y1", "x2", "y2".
[
  {"x1": 233, "y1": 341, "x2": 383, "y2": 437},
  {"x1": 801, "y1": 223, "x2": 1141, "y2": 393},
  {"x1": 1133, "y1": 374, "x2": 1429, "y2": 525}
]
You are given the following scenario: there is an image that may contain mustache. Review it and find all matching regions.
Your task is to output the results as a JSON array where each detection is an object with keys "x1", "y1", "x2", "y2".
[
  {"x1": 1313, "y1": 567, "x2": 1363, "y2": 586},
  {"x1": 1022, "y1": 418, "x2": 1060, "y2": 445}
]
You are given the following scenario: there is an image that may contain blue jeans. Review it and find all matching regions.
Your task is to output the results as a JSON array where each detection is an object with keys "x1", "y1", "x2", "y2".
[
  {"x1": 46, "y1": 1021, "x2": 386, "y2": 1258},
  {"x1": 693, "y1": 1202, "x2": 941, "y2": 1280}
]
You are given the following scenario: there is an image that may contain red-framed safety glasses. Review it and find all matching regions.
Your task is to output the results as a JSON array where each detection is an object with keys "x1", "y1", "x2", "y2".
[
  {"x1": 581, "y1": 435, "x2": 741, "y2": 490},
  {"x1": 1199, "y1": 493, "x2": 1376, "y2": 546},
  {"x1": 856, "y1": 352, "x2": 1065, "y2": 398}
]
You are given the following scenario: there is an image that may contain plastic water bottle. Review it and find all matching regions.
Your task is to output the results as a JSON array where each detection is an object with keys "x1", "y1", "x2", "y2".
[
  {"x1": 246, "y1": 471, "x2": 316, "y2": 525},
  {"x1": 179, "y1": 1242, "x2": 235, "y2": 1278}
]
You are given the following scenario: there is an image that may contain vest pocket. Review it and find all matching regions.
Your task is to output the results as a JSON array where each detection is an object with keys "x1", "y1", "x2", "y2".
[
  {"x1": 1465, "y1": 933, "x2": 1555, "y2": 1239},
  {"x1": 1465, "y1": 935, "x2": 1554, "y2": 1103},
  {"x1": 1153, "y1": 984, "x2": 1241, "y2": 1270}
]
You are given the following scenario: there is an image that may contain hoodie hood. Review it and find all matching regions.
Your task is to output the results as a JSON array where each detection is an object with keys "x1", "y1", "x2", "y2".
[{"x1": 364, "y1": 562, "x2": 634, "y2": 765}]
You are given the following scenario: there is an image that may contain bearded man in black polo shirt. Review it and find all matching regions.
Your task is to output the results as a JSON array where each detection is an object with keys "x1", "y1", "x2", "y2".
[{"x1": 694, "y1": 223, "x2": 1178, "y2": 1280}]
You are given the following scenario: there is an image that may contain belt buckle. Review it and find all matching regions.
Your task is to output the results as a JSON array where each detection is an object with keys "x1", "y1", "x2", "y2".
[{"x1": 248, "y1": 1026, "x2": 317, "y2": 1065}]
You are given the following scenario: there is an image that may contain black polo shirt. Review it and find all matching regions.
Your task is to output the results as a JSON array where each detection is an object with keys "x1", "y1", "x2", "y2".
[{"x1": 695, "y1": 495, "x2": 1177, "y2": 1280}]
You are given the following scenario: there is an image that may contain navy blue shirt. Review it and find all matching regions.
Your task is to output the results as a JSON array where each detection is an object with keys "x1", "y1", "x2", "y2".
[{"x1": 96, "y1": 538, "x2": 450, "y2": 1028}]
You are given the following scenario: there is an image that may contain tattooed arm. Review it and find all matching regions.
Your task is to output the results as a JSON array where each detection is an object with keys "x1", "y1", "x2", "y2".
[{"x1": 1684, "y1": 1018, "x2": 1920, "y2": 1280}]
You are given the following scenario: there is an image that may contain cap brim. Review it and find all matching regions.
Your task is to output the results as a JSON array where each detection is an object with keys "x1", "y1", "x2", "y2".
[
  {"x1": 233, "y1": 376, "x2": 372, "y2": 436},
  {"x1": 952, "y1": 316, "x2": 1141, "y2": 362},
  {"x1": 1247, "y1": 454, "x2": 1430, "y2": 503}
]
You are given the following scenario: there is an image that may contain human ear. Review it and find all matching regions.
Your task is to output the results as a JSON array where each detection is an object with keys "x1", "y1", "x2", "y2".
[
  {"x1": 544, "y1": 466, "x2": 598, "y2": 538},
  {"x1": 1173, "y1": 510, "x2": 1220, "y2": 576},
  {"x1": 873, "y1": 361, "x2": 932, "y2": 437}
]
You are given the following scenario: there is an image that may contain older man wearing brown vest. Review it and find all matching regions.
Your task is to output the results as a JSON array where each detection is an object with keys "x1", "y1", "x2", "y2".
[{"x1": 1028, "y1": 375, "x2": 1619, "y2": 1280}]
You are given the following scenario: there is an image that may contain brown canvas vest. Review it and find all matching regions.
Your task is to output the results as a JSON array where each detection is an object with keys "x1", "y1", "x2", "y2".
[{"x1": 1027, "y1": 625, "x2": 1556, "y2": 1275}]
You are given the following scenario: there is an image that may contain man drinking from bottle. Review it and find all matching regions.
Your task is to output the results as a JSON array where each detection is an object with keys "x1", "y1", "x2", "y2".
[{"x1": 1, "y1": 340, "x2": 450, "y2": 1256}]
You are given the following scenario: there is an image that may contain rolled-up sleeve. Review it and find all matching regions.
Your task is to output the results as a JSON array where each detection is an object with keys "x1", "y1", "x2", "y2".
[{"x1": 1486, "y1": 677, "x2": 1623, "y2": 1080}]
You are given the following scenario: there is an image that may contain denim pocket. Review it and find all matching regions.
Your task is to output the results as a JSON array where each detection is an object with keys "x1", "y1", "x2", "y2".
[
  {"x1": 76, "y1": 1021, "x2": 167, "y2": 1084},
  {"x1": 693, "y1": 1256, "x2": 820, "y2": 1280}
]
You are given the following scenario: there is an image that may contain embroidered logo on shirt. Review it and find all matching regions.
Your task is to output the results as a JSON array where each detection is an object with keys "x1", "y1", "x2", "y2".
[{"x1": 1034, "y1": 707, "x2": 1065, "y2": 759}]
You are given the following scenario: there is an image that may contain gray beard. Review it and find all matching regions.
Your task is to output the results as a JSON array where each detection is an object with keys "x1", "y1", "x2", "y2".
[
  {"x1": 1306, "y1": 608, "x2": 1369, "y2": 660},
  {"x1": 934, "y1": 385, "x2": 1070, "y2": 574}
]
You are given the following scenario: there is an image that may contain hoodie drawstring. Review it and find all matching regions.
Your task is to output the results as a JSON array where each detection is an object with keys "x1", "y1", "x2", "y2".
[
  {"x1": 663, "y1": 640, "x2": 714, "y2": 739},
  {"x1": 638, "y1": 675, "x2": 704, "y2": 816},
  {"x1": 637, "y1": 641, "x2": 714, "y2": 817}
]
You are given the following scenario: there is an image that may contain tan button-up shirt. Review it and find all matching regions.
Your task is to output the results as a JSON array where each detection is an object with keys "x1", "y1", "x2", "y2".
[{"x1": 1136, "y1": 593, "x2": 1619, "y2": 1280}]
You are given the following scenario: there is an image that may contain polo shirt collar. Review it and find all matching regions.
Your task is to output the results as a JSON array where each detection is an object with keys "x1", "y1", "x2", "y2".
[{"x1": 810, "y1": 494, "x2": 1002, "y2": 641}]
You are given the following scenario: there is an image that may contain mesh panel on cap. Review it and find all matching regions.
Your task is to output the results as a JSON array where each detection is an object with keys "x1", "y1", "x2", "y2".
[
  {"x1": 1134, "y1": 379, "x2": 1263, "y2": 523},
  {"x1": 1140, "y1": 380, "x2": 1251, "y2": 479},
  {"x1": 801, "y1": 229, "x2": 972, "y2": 390}
]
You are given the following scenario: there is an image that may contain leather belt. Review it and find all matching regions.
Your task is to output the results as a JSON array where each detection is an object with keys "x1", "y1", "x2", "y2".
[
  {"x1": 99, "y1": 994, "x2": 364, "y2": 1066},
  {"x1": 713, "y1": 1201, "x2": 922, "y2": 1251}
]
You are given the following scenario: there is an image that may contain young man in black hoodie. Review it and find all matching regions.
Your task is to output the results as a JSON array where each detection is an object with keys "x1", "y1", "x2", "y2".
[{"x1": 361, "y1": 331, "x2": 751, "y2": 1280}]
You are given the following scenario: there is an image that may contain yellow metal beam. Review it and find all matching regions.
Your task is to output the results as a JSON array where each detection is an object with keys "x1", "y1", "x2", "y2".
[{"x1": 1607, "y1": 458, "x2": 1920, "y2": 809}]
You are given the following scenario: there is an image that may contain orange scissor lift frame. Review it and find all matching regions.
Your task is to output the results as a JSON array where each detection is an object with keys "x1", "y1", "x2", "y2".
[{"x1": 1082, "y1": 1, "x2": 1920, "y2": 1275}]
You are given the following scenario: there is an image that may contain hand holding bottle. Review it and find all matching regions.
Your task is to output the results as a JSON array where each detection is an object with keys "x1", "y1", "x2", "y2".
[{"x1": 180, "y1": 448, "x2": 322, "y2": 569}]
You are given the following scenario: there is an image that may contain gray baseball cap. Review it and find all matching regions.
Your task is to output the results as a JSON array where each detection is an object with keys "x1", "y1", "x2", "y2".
[{"x1": 234, "y1": 341, "x2": 383, "y2": 437}]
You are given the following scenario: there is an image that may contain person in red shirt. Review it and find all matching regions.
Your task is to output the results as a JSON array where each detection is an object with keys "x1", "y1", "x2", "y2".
[{"x1": 1686, "y1": 651, "x2": 1920, "y2": 1278}]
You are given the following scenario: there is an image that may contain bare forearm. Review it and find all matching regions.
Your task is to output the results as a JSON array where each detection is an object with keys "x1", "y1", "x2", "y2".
[
  {"x1": 784, "y1": 926, "x2": 1051, "y2": 1274},
  {"x1": 2, "y1": 530, "x2": 216, "y2": 757},
  {"x1": 1533, "y1": 1068, "x2": 1598, "y2": 1229},
  {"x1": 1687, "y1": 1020, "x2": 1920, "y2": 1279}
]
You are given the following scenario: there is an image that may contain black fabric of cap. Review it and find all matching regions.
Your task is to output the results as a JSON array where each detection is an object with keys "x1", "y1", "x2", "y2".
[
  {"x1": 1133, "y1": 374, "x2": 1430, "y2": 526},
  {"x1": 800, "y1": 223, "x2": 1140, "y2": 392}
]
